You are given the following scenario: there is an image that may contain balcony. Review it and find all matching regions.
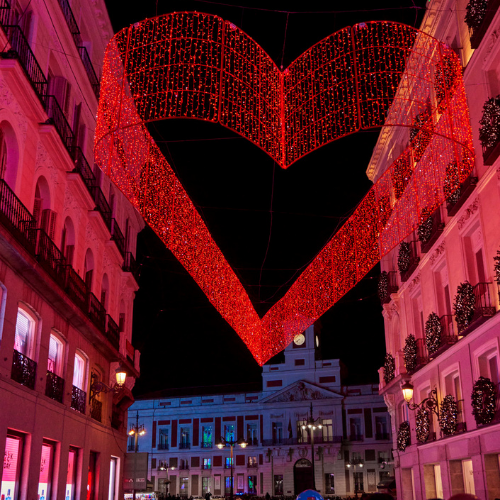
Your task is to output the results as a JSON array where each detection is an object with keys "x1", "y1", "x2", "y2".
[
  {"x1": 246, "y1": 437, "x2": 259, "y2": 446},
  {"x1": 179, "y1": 463, "x2": 189, "y2": 470},
  {"x1": 111, "y1": 218, "x2": 126, "y2": 257},
  {"x1": 399, "y1": 240, "x2": 420, "y2": 282},
  {"x1": 349, "y1": 434, "x2": 364, "y2": 442},
  {"x1": 90, "y1": 398, "x2": 102, "y2": 422},
  {"x1": 43, "y1": 95, "x2": 74, "y2": 150},
  {"x1": 418, "y1": 208, "x2": 444, "y2": 253},
  {"x1": 33, "y1": 229, "x2": 67, "y2": 287},
  {"x1": 467, "y1": 0, "x2": 500, "y2": 49},
  {"x1": 87, "y1": 292, "x2": 106, "y2": 331},
  {"x1": 428, "y1": 315, "x2": 458, "y2": 359},
  {"x1": 179, "y1": 442, "x2": 191, "y2": 449},
  {"x1": 201, "y1": 441, "x2": 213, "y2": 448},
  {"x1": 157, "y1": 443, "x2": 169, "y2": 450},
  {"x1": 105, "y1": 314, "x2": 120, "y2": 351},
  {"x1": 71, "y1": 385, "x2": 86, "y2": 413},
  {"x1": 11, "y1": 349, "x2": 37, "y2": 389},
  {"x1": 89, "y1": 185, "x2": 112, "y2": 230},
  {"x1": 77, "y1": 46, "x2": 100, "y2": 98},
  {"x1": 460, "y1": 282, "x2": 496, "y2": 336},
  {"x1": 45, "y1": 370, "x2": 64, "y2": 403},
  {"x1": 123, "y1": 252, "x2": 140, "y2": 281},
  {"x1": 62, "y1": 265, "x2": 87, "y2": 311},
  {"x1": 375, "y1": 433, "x2": 390, "y2": 440},
  {"x1": 378, "y1": 271, "x2": 398, "y2": 304},
  {"x1": 446, "y1": 174, "x2": 478, "y2": 216},
  {"x1": 203, "y1": 464, "x2": 211, "y2": 470},
  {"x1": 68, "y1": 146, "x2": 95, "y2": 190},
  {"x1": 247, "y1": 462, "x2": 258, "y2": 468}
]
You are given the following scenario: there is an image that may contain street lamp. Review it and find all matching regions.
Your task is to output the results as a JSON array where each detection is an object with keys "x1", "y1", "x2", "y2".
[
  {"x1": 299, "y1": 403, "x2": 323, "y2": 491},
  {"x1": 128, "y1": 411, "x2": 146, "y2": 500},
  {"x1": 346, "y1": 461, "x2": 364, "y2": 497},
  {"x1": 401, "y1": 382, "x2": 440, "y2": 417},
  {"x1": 216, "y1": 436, "x2": 247, "y2": 500},
  {"x1": 90, "y1": 366, "x2": 127, "y2": 395}
]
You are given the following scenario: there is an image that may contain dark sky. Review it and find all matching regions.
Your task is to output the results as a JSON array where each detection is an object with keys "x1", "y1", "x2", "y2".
[{"x1": 103, "y1": 0, "x2": 428, "y2": 396}]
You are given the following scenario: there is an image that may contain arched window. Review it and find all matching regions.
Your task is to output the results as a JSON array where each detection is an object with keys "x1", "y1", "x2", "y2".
[
  {"x1": 0, "y1": 129, "x2": 7, "y2": 180},
  {"x1": 83, "y1": 248, "x2": 94, "y2": 291},
  {"x1": 101, "y1": 274, "x2": 109, "y2": 310},
  {"x1": 60, "y1": 216, "x2": 75, "y2": 265},
  {"x1": 33, "y1": 176, "x2": 56, "y2": 238},
  {"x1": 47, "y1": 332, "x2": 64, "y2": 376},
  {"x1": 72, "y1": 350, "x2": 87, "y2": 391},
  {"x1": 14, "y1": 305, "x2": 37, "y2": 360},
  {"x1": 0, "y1": 122, "x2": 19, "y2": 189}
]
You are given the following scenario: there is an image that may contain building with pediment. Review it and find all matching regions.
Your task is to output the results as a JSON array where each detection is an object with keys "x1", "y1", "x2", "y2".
[{"x1": 128, "y1": 325, "x2": 393, "y2": 497}]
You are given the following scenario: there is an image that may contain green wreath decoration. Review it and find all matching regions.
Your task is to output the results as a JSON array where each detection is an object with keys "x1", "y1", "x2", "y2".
[
  {"x1": 479, "y1": 96, "x2": 500, "y2": 149},
  {"x1": 397, "y1": 421, "x2": 411, "y2": 451},
  {"x1": 494, "y1": 250, "x2": 500, "y2": 284},
  {"x1": 417, "y1": 208, "x2": 433, "y2": 244},
  {"x1": 453, "y1": 281, "x2": 475, "y2": 332},
  {"x1": 465, "y1": 0, "x2": 489, "y2": 31},
  {"x1": 378, "y1": 272, "x2": 389, "y2": 301},
  {"x1": 415, "y1": 407, "x2": 431, "y2": 443},
  {"x1": 383, "y1": 353, "x2": 395, "y2": 384},
  {"x1": 403, "y1": 334, "x2": 418, "y2": 373},
  {"x1": 398, "y1": 242, "x2": 411, "y2": 273},
  {"x1": 471, "y1": 376, "x2": 497, "y2": 425},
  {"x1": 425, "y1": 312, "x2": 442, "y2": 355},
  {"x1": 439, "y1": 395, "x2": 458, "y2": 436}
]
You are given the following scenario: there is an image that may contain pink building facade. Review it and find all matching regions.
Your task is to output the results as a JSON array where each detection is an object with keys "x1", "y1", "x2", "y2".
[
  {"x1": 0, "y1": 0, "x2": 143, "y2": 498},
  {"x1": 372, "y1": 1, "x2": 500, "y2": 499}
]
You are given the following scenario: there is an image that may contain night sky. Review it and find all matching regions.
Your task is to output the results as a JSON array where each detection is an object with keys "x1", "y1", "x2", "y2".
[{"x1": 103, "y1": 0, "x2": 429, "y2": 396}]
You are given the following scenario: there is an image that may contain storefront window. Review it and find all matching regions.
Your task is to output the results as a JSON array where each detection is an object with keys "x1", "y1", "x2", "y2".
[
  {"x1": 38, "y1": 442, "x2": 54, "y2": 500},
  {"x1": 1, "y1": 434, "x2": 23, "y2": 499},
  {"x1": 87, "y1": 451, "x2": 98, "y2": 500},
  {"x1": 248, "y1": 476, "x2": 257, "y2": 494},
  {"x1": 108, "y1": 457, "x2": 117, "y2": 500},
  {"x1": 66, "y1": 448, "x2": 77, "y2": 500}
]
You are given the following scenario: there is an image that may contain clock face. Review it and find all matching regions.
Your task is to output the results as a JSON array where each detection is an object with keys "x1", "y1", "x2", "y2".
[
  {"x1": 315, "y1": 335, "x2": 319, "y2": 347},
  {"x1": 294, "y1": 333, "x2": 306, "y2": 345}
]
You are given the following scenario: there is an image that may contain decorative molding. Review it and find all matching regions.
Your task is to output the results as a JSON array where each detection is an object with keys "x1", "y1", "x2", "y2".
[
  {"x1": 457, "y1": 197, "x2": 480, "y2": 230},
  {"x1": 429, "y1": 241, "x2": 446, "y2": 266},
  {"x1": 270, "y1": 414, "x2": 284, "y2": 419},
  {"x1": 267, "y1": 382, "x2": 334, "y2": 403},
  {"x1": 408, "y1": 273, "x2": 421, "y2": 293},
  {"x1": 319, "y1": 411, "x2": 333, "y2": 416}
]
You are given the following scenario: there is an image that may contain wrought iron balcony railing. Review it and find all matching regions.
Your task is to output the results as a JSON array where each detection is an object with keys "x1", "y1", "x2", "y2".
[
  {"x1": 87, "y1": 292, "x2": 106, "y2": 331},
  {"x1": 179, "y1": 463, "x2": 190, "y2": 470},
  {"x1": 400, "y1": 240, "x2": 420, "y2": 282},
  {"x1": 68, "y1": 146, "x2": 95, "y2": 189},
  {"x1": 89, "y1": 185, "x2": 112, "y2": 230},
  {"x1": 201, "y1": 441, "x2": 213, "y2": 448},
  {"x1": 77, "y1": 46, "x2": 100, "y2": 98},
  {"x1": 45, "y1": 370, "x2": 64, "y2": 403},
  {"x1": 56, "y1": 0, "x2": 82, "y2": 46},
  {"x1": 179, "y1": 442, "x2": 191, "y2": 449},
  {"x1": 375, "y1": 432, "x2": 390, "y2": 440},
  {"x1": 123, "y1": 251, "x2": 140, "y2": 281},
  {"x1": 105, "y1": 314, "x2": 120, "y2": 350},
  {"x1": 446, "y1": 174, "x2": 478, "y2": 216},
  {"x1": 460, "y1": 282, "x2": 496, "y2": 336},
  {"x1": 261, "y1": 436, "x2": 342, "y2": 446},
  {"x1": 90, "y1": 398, "x2": 102, "y2": 422},
  {"x1": 71, "y1": 385, "x2": 86, "y2": 413},
  {"x1": 157, "y1": 443, "x2": 169, "y2": 450},
  {"x1": 246, "y1": 437, "x2": 259, "y2": 446},
  {"x1": 111, "y1": 218, "x2": 125, "y2": 257},
  {"x1": 11, "y1": 349, "x2": 37, "y2": 389},
  {"x1": 247, "y1": 463, "x2": 258, "y2": 468},
  {"x1": 419, "y1": 208, "x2": 444, "y2": 253},
  {"x1": 43, "y1": 95, "x2": 74, "y2": 150},
  {"x1": 33, "y1": 229, "x2": 67, "y2": 287}
]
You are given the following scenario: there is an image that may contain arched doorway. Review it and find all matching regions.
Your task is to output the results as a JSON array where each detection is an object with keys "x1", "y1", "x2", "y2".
[{"x1": 294, "y1": 458, "x2": 313, "y2": 495}]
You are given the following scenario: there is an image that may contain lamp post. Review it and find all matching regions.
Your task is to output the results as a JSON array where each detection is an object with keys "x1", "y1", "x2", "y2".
[
  {"x1": 402, "y1": 382, "x2": 440, "y2": 417},
  {"x1": 299, "y1": 403, "x2": 323, "y2": 491},
  {"x1": 216, "y1": 436, "x2": 247, "y2": 500},
  {"x1": 128, "y1": 411, "x2": 146, "y2": 500},
  {"x1": 346, "y1": 461, "x2": 364, "y2": 497}
]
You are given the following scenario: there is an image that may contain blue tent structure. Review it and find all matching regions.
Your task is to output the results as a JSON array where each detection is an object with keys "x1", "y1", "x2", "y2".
[{"x1": 296, "y1": 490, "x2": 324, "y2": 500}]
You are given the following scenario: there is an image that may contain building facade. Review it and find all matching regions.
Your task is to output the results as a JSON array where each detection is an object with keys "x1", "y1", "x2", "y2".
[
  {"x1": 129, "y1": 326, "x2": 393, "y2": 497},
  {"x1": 372, "y1": 1, "x2": 500, "y2": 499},
  {"x1": 0, "y1": 0, "x2": 143, "y2": 498}
]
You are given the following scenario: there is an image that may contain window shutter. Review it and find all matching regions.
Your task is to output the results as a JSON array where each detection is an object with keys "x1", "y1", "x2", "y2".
[
  {"x1": 235, "y1": 455, "x2": 245, "y2": 466},
  {"x1": 213, "y1": 456, "x2": 222, "y2": 467},
  {"x1": 191, "y1": 457, "x2": 200, "y2": 468},
  {"x1": 65, "y1": 245, "x2": 74, "y2": 266},
  {"x1": 33, "y1": 197, "x2": 42, "y2": 227}
]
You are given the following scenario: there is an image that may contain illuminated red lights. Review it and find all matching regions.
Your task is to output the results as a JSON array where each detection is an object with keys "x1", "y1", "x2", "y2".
[{"x1": 95, "y1": 13, "x2": 474, "y2": 365}]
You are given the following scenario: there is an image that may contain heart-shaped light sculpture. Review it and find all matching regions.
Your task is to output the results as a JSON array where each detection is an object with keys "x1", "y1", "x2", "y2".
[{"x1": 95, "y1": 13, "x2": 474, "y2": 365}]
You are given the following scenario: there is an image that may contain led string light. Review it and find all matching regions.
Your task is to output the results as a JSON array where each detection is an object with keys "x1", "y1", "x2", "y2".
[{"x1": 95, "y1": 13, "x2": 474, "y2": 365}]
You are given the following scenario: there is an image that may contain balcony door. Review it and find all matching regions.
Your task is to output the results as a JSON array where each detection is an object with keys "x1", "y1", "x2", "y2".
[{"x1": 293, "y1": 459, "x2": 313, "y2": 495}]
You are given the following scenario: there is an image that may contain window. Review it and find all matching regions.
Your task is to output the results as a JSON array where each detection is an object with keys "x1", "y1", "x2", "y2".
[
  {"x1": 38, "y1": 442, "x2": 55, "y2": 500},
  {"x1": 246, "y1": 423, "x2": 257, "y2": 445},
  {"x1": 100, "y1": 274, "x2": 109, "y2": 311},
  {"x1": 1, "y1": 432, "x2": 24, "y2": 499},
  {"x1": 108, "y1": 457, "x2": 118, "y2": 500},
  {"x1": 325, "y1": 473, "x2": 334, "y2": 493},
  {"x1": 411, "y1": 292, "x2": 424, "y2": 338},
  {"x1": 248, "y1": 476, "x2": 257, "y2": 494},
  {"x1": 87, "y1": 452, "x2": 98, "y2": 499},
  {"x1": 33, "y1": 177, "x2": 56, "y2": 238},
  {"x1": 83, "y1": 249, "x2": 94, "y2": 290},
  {"x1": 274, "y1": 475, "x2": 283, "y2": 495},
  {"x1": 180, "y1": 427, "x2": 190, "y2": 449},
  {"x1": 66, "y1": 448, "x2": 77, "y2": 500},
  {"x1": 272, "y1": 422, "x2": 283, "y2": 444},
  {"x1": 203, "y1": 458, "x2": 211, "y2": 470},
  {"x1": 180, "y1": 477, "x2": 189, "y2": 497},
  {"x1": 61, "y1": 217, "x2": 75, "y2": 265},
  {"x1": 349, "y1": 418, "x2": 362, "y2": 440},
  {"x1": 159, "y1": 429, "x2": 168, "y2": 449},
  {"x1": 322, "y1": 419, "x2": 333, "y2": 442},
  {"x1": 248, "y1": 456, "x2": 257, "y2": 467},
  {"x1": 444, "y1": 369, "x2": 463, "y2": 423},
  {"x1": 202, "y1": 477, "x2": 210, "y2": 496},
  {"x1": 353, "y1": 472, "x2": 364, "y2": 493},
  {"x1": 48, "y1": 333, "x2": 64, "y2": 376},
  {"x1": 14, "y1": 307, "x2": 36, "y2": 359},
  {"x1": 225, "y1": 457, "x2": 233, "y2": 468},
  {"x1": 478, "y1": 347, "x2": 500, "y2": 385},
  {"x1": 375, "y1": 416, "x2": 388, "y2": 439},
  {"x1": 224, "y1": 424, "x2": 235, "y2": 442},
  {"x1": 72, "y1": 352, "x2": 86, "y2": 391},
  {"x1": 433, "y1": 264, "x2": 453, "y2": 320},
  {"x1": 0, "y1": 128, "x2": 7, "y2": 180},
  {"x1": 298, "y1": 422, "x2": 308, "y2": 443},
  {"x1": 202, "y1": 426, "x2": 212, "y2": 447},
  {"x1": 462, "y1": 224, "x2": 486, "y2": 285}
]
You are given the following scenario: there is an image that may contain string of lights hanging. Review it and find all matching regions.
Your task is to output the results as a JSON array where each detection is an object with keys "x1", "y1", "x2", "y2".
[{"x1": 95, "y1": 12, "x2": 474, "y2": 365}]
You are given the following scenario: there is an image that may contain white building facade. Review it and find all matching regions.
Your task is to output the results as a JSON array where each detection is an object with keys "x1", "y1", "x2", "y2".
[
  {"x1": 373, "y1": 1, "x2": 500, "y2": 499},
  {"x1": 129, "y1": 326, "x2": 393, "y2": 498},
  {"x1": 0, "y1": 0, "x2": 143, "y2": 498}
]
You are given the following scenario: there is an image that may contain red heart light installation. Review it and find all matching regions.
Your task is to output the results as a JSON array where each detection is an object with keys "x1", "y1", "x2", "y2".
[{"x1": 95, "y1": 13, "x2": 474, "y2": 365}]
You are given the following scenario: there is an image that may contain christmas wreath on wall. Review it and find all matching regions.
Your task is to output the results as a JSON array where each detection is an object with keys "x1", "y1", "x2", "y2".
[
  {"x1": 494, "y1": 250, "x2": 500, "y2": 284},
  {"x1": 465, "y1": 0, "x2": 489, "y2": 31},
  {"x1": 453, "y1": 281, "x2": 475, "y2": 332},
  {"x1": 471, "y1": 376, "x2": 497, "y2": 425},
  {"x1": 403, "y1": 334, "x2": 418, "y2": 373},
  {"x1": 425, "y1": 312, "x2": 442, "y2": 355},
  {"x1": 444, "y1": 161, "x2": 461, "y2": 204},
  {"x1": 378, "y1": 272, "x2": 389, "y2": 301},
  {"x1": 434, "y1": 52, "x2": 458, "y2": 112},
  {"x1": 397, "y1": 421, "x2": 411, "y2": 451},
  {"x1": 415, "y1": 407, "x2": 431, "y2": 443},
  {"x1": 398, "y1": 242, "x2": 411, "y2": 273},
  {"x1": 383, "y1": 353, "x2": 395, "y2": 384},
  {"x1": 479, "y1": 96, "x2": 500, "y2": 150},
  {"x1": 439, "y1": 395, "x2": 459, "y2": 436},
  {"x1": 417, "y1": 208, "x2": 433, "y2": 244}
]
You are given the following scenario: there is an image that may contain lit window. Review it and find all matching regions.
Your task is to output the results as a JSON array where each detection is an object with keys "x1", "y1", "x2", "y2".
[
  {"x1": 14, "y1": 308, "x2": 36, "y2": 359},
  {"x1": 48, "y1": 334, "x2": 64, "y2": 376},
  {"x1": 72, "y1": 352, "x2": 86, "y2": 391},
  {"x1": 225, "y1": 457, "x2": 233, "y2": 468},
  {"x1": 203, "y1": 458, "x2": 211, "y2": 470},
  {"x1": 224, "y1": 425, "x2": 235, "y2": 442}
]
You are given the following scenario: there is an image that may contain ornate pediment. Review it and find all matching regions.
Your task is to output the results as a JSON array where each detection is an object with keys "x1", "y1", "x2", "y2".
[{"x1": 262, "y1": 381, "x2": 341, "y2": 403}]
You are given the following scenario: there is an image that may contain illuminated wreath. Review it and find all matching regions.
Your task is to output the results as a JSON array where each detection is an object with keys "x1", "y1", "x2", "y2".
[
  {"x1": 434, "y1": 50, "x2": 459, "y2": 112},
  {"x1": 397, "y1": 421, "x2": 411, "y2": 451},
  {"x1": 378, "y1": 272, "x2": 389, "y2": 301},
  {"x1": 494, "y1": 250, "x2": 500, "y2": 283},
  {"x1": 403, "y1": 334, "x2": 418, "y2": 373},
  {"x1": 471, "y1": 376, "x2": 497, "y2": 425},
  {"x1": 398, "y1": 242, "x2": 411, "y2": 273},
  {"x1": 444, "y1": 161, "x2": 461, "y2": 204},
  {"x1": 479, "y1": 96, "x2": 500, "y2": 149},
  {"x1": 465, "y1": 0, "x2": 489, "y2": 31},
  {"x1": 383, "y1": 353, "x2": 395, "y2": 384},
  {"x1": 454, "y1": 281, "x2": 475, "y2": 333},
  {"x1": 415, "y1": 407, "x2": 431, "y2": 443},
  {"x1": 417, "y1": 208, "x2": 434, "y2": 244},
  {"x1": 425, "y1": 312, "x2": 442, "y2": 355},
  {"x1": 439, "y1": 395, "x2": 459, "y2": 436},
  {"x1": 94, "y1": 14, "x2": 474, "y2": 364}
]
